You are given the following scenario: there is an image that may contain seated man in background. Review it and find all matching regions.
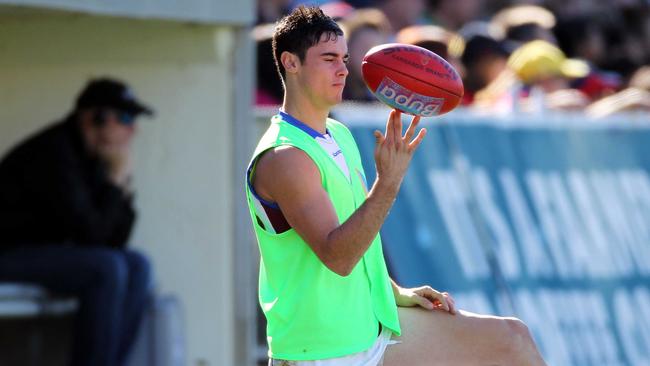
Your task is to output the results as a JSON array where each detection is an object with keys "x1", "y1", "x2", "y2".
[{"x1": 0, "y1": 78, "x2": 154, "y2": 366}]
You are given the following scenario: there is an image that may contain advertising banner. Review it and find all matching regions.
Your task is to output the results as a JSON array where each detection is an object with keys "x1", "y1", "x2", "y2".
[{"x1": 344, "y1": 107, "x2": 650, "y2": 366}]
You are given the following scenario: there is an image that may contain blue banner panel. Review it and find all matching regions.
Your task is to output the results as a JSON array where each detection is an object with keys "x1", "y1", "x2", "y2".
[{"x1": 343, "y1": 106, "x2": 650, "y2": 366}]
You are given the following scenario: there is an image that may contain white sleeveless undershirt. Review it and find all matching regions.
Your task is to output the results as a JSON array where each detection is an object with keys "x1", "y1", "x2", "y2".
[{"x1": 315, "y1": 133, "x2": 350, "y2": 181}]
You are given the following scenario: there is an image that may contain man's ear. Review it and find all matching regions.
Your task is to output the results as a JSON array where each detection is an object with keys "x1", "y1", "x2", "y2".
[{"x1": 281, "y1": 51, "x2": 300, "y2": 74}]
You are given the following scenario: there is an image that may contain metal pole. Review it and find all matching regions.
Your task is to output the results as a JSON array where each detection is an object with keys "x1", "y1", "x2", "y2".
[{"x1": 231, "y1": 25, "x2": 258, "y2": 366}]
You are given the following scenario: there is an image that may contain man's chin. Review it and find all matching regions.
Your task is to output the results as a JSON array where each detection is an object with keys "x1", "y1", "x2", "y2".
[
  {"x1": 331, "y1": 93, "x2": 344, "y2": 105},
  {"x1": 319, "y1": 92, "x2": 344, "y2": 109}
]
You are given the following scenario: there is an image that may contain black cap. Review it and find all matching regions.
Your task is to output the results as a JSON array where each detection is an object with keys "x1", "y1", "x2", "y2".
[{"x1": 75, "y1": 78, "x2": 154, "y2": 116}]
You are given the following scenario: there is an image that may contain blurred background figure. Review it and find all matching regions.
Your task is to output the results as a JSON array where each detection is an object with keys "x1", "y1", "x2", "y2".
[
  {"x1": 490, "y1": 5, "x2": 557, "y2": 47},
  {"x1": 395, "y1": 24, "x2": 464, "y2": 64},
  {"x1": 254, "y1": 23, "x2": 284, "y2": 106},
  {"x1": 0, "y1": 78, "x2": 154, "y2": 366},
  {"x1": 473, "y1": 39, "x2": 591, "y2": 113},
  {"x1": 600, "y1": 5, "x2": 650, "y2": 80},
  {"x1": 321, "y1": 0, "x2": 356, "y2": 21},
  {"x1": 630, "y1": 66, "x2": 650, "y2": 92},
  {"x1": 256, "y1": 0, "x2": 292, "y2": 24},
  {"x1": 459, "y1": 32, "x2": 510, "y2": 105},
  {"x1": 543, "y1": 0, "x2": 606, "y2": 18},
  {"x1": 375, "y1": 0, "x2": 427, "y2": 33},
  {"x1": 587, "y1": 64, "x2": 650, "y2": 117},
  {"x1": 427, "y1": 0, "x2": 484, "y2": 31},
  {"x1": 507, "y1": 39, "x2": 590, "y2": 112},
  {"x1": 553, "y1": 14, "x2": 606, "y2": 68},
  {"x1": 586, "y1": 87, "x2": 650, "y2": 118},
  {"x1": 553, "y1": 13, "x2": 622, "y2": 102},
  {"x1": 340, "y1": 7, "x2": 393, "y2": 101},
  {"x1": 508, "y1": 40, "x2": 588, "y2": 92}
]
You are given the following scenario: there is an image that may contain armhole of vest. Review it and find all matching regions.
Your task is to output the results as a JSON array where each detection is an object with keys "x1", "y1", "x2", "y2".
[{"x1": 247, "y1": 148, "x2": 280, "y2": 210}]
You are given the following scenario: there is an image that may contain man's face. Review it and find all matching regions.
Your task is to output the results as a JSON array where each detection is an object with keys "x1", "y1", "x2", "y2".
[
  {"x1": 93, "y1": 109, "x2": 136, "y2": 147},
  {"x1": 297, "y1": 33, "x2": 349, "y2": 108},
  {"x1": 80, "y1": 108, "x2": 136, "y2": 150}
]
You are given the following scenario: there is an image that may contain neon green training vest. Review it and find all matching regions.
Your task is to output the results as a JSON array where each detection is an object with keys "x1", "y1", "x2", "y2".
[{"x1": 245, "y1": 114, "x2": 401, "y2": 360}]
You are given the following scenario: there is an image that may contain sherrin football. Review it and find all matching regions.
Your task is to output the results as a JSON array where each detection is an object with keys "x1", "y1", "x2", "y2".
[{"x1": 361, "y1": 43, "x2": 464, "y2": 117}]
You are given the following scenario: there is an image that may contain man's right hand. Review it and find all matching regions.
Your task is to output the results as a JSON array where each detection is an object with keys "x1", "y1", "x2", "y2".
[
  {"x1": 373, "y1": 110, "x2": 427, "y2": 194},
  {"x1": 96, "y1": 142, "x2": 133, "y2": 189}
]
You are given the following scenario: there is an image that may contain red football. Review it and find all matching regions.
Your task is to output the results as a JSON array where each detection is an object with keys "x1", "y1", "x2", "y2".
[{"x1": 361, "y1": 43, "x2": 464, "y2": 117}]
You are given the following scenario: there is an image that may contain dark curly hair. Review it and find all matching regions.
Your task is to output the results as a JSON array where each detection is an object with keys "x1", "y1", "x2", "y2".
[{"x1": 272, "y1": 6, "x2": 344, "y2": 85}]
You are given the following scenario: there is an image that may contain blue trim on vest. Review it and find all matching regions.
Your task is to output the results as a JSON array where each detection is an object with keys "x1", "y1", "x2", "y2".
[
  {"x1": 246, "y1": 159, "x2": 280, "y2": 210},
  {"x1": 278, "y1": 110, "x2": 329, "y2": 138}
]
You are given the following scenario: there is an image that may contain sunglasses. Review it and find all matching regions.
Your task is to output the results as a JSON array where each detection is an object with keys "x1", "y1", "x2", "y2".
[{"x1": 117, "y1": 111, "x2": 136, "y2": 125}]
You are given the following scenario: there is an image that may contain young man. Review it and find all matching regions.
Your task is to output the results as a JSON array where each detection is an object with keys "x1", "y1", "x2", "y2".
[{"x1": 246, "y1": 6, "x2": 548, "y2": 365}]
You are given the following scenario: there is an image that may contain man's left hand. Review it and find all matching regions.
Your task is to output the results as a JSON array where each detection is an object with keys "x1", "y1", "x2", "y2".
[{"x1": 395, "y1": 286, "x2": 457, "y2": 314}]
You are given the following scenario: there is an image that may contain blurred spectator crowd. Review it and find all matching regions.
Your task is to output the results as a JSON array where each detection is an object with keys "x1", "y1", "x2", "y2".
[{"x1": 253, "y1": 0, "x2": 650, "y2": 117}]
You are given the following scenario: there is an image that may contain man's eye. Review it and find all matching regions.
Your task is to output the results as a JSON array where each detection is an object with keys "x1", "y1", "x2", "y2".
[{"x1": 343, "y1": 58, "x2": 350, "y2": 64}]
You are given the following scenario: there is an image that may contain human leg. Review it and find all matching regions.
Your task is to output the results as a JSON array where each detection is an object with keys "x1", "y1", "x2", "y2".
[
  {"x1": 116, "y1": 249, "x2": 152, "y2": 365},
  {"x1": 0, "y1": 246, "x2": 130, "y2": 366},
  {"x1": 382, "y1": 307, "x2": 547, "y2": 366}
]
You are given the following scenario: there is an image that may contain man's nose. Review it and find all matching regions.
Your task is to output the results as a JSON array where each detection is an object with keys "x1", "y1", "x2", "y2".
[{"x1": 337, "y1": 62, "x2": 349, "y2": 77}]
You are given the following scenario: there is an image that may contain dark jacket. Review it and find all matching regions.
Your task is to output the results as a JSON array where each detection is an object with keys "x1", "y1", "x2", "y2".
[{"x1": 0, "y1": 115, "x2": 135, "y2": 249}]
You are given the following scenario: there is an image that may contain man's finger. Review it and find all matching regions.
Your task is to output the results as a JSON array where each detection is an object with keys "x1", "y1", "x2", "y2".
[
  {"x1": 393, "y1": 110, "x2": 403, "y2": 144},
  {"x1": 418, "y1": 287, "x2": 450, "y2": 312},
  {"x1": 436, "y1": 297, "x2": 450, "y2": 312},
  {"x1": 407, "y1": 128, "x2": 427, "y2": 153},
  {"x1": 448, "y1": 300, "x2": 457, "y2": 314},
  {"x1": 374, "y1": 130, "x2": 385, "y2": 145},
  {"x1": 415, "y1": 295, "x2": 434, "y2": 310},
  {"x1": 385, "y1": 110, "x2": 395, "y2": 144},
  {"x1": 403, "y1": 115, "x2": 421, "y2": 142},
  {"x1": 443, "y1": 293, "x2": 457, "y2": 314},
  {"x1": 443, "y1": 292, "x2": 455, "y2": 305}
]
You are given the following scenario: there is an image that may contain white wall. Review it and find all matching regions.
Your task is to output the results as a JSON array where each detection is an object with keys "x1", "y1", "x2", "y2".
[
  {"x1": 0, "y1": 10, "x2": 238, "y2": 366},
  {"x1": 0, "y1": 0, "x2": 255, "y2": 24}
]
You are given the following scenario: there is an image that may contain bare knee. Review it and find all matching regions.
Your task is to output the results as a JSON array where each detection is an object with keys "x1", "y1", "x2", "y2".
[
  {"x1": 506, "y1": 317, "x2": 532, "y2": 343},
  {"x1": 501, "y1": 317, "x2": 537, "y2": 363}
]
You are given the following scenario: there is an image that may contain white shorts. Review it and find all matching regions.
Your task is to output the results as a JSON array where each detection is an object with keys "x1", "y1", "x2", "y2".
[{"x1": 269, "y1": 327, "x2": 399, "y2": 366}]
